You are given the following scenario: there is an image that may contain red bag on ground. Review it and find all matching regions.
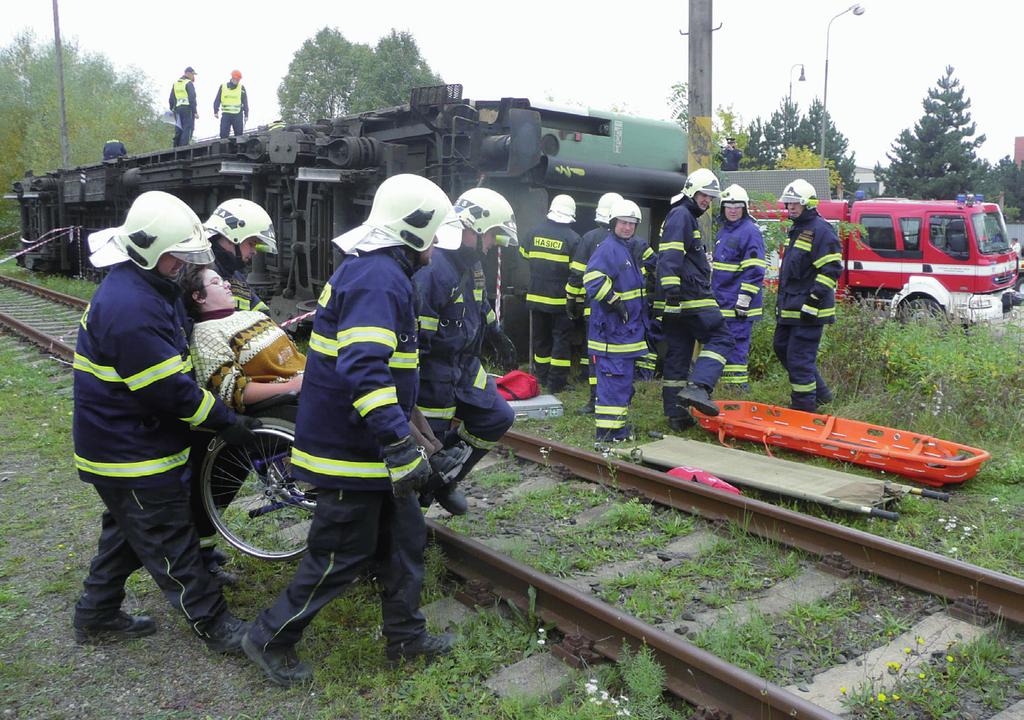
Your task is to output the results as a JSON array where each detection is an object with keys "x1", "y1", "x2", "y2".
[{"x1": 496, "y1": 370, "x2": 540, "y2": 401}]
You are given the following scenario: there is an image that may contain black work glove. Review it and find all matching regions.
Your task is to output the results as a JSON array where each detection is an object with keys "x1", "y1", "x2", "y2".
[
  {"x1": 220, "y1": 416, "x2": 263, "y2": 446},
  {"x1": 488, "y1": 324, "x2": 518, "y2": 372},
  {"x1": 734, "y1": 293, "x2": 752, "y2": 319},
  {"x1": 608, "y1": 297, "x2": 629, "y2": 324},
  {"x1": 383, "y1": 436, "x2": 431, "y2": 497},
  {"x1": 428, "y1": 440, "x2": 473, "y2": 485},
  {"x1": 566, "y1": 295, "x2": 582, "y2": 320},
  {"x1": 800, "y1": 293, "x2": 821, "y2": 322}
]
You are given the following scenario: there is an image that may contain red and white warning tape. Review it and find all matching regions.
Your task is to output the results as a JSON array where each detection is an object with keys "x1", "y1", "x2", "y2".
[
  {"x1": 279, "y1": 309, "x2": 316, "y2": 329},
  {"x1": 0, "y1": 226, "x2": 78, "y2": 265}
]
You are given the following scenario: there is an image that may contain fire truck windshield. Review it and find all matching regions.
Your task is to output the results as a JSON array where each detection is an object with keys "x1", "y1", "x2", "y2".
[{"x1": 972, "y1": 211, "x2": 1010, "y2": 255}]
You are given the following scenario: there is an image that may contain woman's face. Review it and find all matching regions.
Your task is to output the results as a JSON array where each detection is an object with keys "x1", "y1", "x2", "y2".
[{"x1": 195, "y1": 269, "x2": 235, "y2": 312}]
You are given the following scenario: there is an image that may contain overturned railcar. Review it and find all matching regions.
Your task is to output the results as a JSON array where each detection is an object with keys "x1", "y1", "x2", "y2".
[{"x1": 7, "y1": 84, "x2": 687, "y2": 351}]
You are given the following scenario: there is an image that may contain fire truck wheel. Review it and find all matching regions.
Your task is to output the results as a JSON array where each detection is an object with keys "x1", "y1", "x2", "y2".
[{"x1": 896, "y1": 297, "x2": 944, "y2": 324}]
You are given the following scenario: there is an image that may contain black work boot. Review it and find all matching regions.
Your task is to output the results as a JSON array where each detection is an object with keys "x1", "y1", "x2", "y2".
[
  {"x1": 74, "y1": 611, "x2": 157, "y2": 644},
  {"x1": 677, "y1": 383, "x2": 719, "y2": 416},
  {"x1": 816, "y1": 388, "x2": 834, "y2": 407},
  {"x1": 577, "y1": 396, "x2": 596, "y2": 415},
  {"x1": 386, "y1": 632, "x2": 456, "y2": 667},
  {"x1": 435, "y1": 484, "x2": 468, "y2": 515},
  {"x1": 204, "y1": 613, "x2": 249, "y2": 654},
  {"x1": 242, "y1": 632, "x2": 313, "y2": 687},
  {"x1": 207, "y1": 562, "x2": 239, "y2": 587},
  {"x1": 204, "y1": 546, "x2": 230, "y2": 566},
  {"x1": 668, "y1": 414, "x2": 696, "y2": 432}
]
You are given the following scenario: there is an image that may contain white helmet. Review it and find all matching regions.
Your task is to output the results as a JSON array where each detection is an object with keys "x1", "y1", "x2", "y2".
[
  {"x1": 720, "y1": 184, "x2": 750, "y2": 208},
  {"x1": 609, "y1": 198, "x2": 642, "y2": 225},
  {"x1": 115, "y1": 191, "x2": 213, "y2": 270},
  {"x1": 454, "y1": 187, "x2": 518, "y2": 247},
  {"x1": 365, "y1": 174, "x2": 452, "y2": 251},
  {"x1": 547, "y1": 194, "x2": 576, "y2": 223},
  {"x1": 779, "y1": 178, "x2": 819, "y2": 208},
  {"x1": 594, "y1": 192, "x2": 623, "y2": 224},
  {"x1": 681, "y1": 168, "x2": 721, "y2": 200},
  {"x1": 204, "y1": 198, "x2": 277, "y2": 254}
]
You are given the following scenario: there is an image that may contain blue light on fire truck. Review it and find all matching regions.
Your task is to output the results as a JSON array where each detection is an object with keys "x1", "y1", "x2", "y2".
[{"x1": 956, "y1": 194, "x2": 966, "y2": 207}]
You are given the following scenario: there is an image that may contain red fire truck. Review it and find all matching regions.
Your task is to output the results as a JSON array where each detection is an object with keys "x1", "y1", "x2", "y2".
[{"x1": 756, "y1": 195, "x2": 1017, "y2": 322}]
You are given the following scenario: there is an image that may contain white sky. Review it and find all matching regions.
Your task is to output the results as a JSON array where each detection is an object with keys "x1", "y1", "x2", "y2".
[{"x1": 5, "y1": 0, "x2": 1021, "y2": 169}]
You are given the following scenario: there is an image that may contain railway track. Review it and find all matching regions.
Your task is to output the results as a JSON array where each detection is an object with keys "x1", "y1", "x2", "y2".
[{"x1": 3, "y1": 275, "x2": 1021, "y2": 718}]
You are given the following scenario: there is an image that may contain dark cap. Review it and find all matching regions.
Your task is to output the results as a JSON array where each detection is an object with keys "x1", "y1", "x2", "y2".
[
  {"x1": 726, "y1": 137, "x2": 736, "y2": 143},
  {"x1": 184, "y1": 66, "x2": 196, "y2": 74}
]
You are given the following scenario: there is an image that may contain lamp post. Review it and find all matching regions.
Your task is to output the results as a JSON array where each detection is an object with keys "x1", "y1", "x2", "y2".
[
  {"x1": 788, "y1": 63, "x2": 806, "y2": 104},
  {"x1": 820, "y1": 4, "x2": 865, "y2": 167}
]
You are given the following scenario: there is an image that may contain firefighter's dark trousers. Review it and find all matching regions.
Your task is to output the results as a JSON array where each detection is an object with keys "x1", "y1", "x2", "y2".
[
  {"x1": 595, "y1": 355, "x2": 636, "y2": 441},
  {"x1": 772, "y1": 323, "x2": 830, "y2": 411},
  {"x1": 219, "y1": 113, "x2": 244, "y2": 138},
  {"x1": 248, "y1": 489, "x2": 426, "y2": 653},
  {"x1": 660, "y1": 310, "x2": 735, "y2": 419},
  {"x1": 720, "y1": 318, "x2": 754, "y2": 386},
  {"x1": 530, "y1": 309, "x2": 574, "y2": 390},
  {"x1": 173, "y1": 108, "x2": 195, "y2": 146},
  {"x1": 74, "y1": 482, "x2": 228, "y2": 637}
]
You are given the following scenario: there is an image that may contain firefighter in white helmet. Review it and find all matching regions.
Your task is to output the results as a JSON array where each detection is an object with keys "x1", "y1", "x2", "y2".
[
  {"x1": 655, "y1": 167, "x2": 735, "y2": 430},
  {"x1": 565, "y1": 192, "x2": 623, "y2": 411},
  {"x1": 775, "y1": 178, "x2": 842, "y2": 410},
  {"x1": 413, "y1": 187, "x2": 518, "y2": 515},
  {"x1": 73, "y1": 191, "x2": 258, "y2": 652},
  {"x1": 712, "y1": 184, "x2": 766, "y2": 389},
  {"x1": 205, "y1": 198, "x2": 277, "y2": 314},
  {"x1": 519, "y1": 194, "x2": 581, "y2": 392},
  {"x1": 243, "y1": 173, "x2": 458, "y2": 686}
]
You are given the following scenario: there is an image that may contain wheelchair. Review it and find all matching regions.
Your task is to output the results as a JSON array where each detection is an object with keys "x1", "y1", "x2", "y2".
[{"x1": 196, "y1": 395, "x2": 315, "y2": 561}]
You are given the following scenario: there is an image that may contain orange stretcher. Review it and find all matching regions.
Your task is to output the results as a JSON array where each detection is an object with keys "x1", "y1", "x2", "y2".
[{"x1": 693, "y1": 401, "x2": 990, "y2": 487}]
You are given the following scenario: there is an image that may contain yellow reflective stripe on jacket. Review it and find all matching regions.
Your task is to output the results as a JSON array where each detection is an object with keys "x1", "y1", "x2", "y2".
[
  {"x1": 814, "y1": 252, "x2": 843, "y2": 268},
  {"x1": 678, "y1": 298, "x2": 718, "y2": 309},
  {"x1": 253, "y1": 300, "x2": 269, "y2": 313},
  {"x1": 569, "y1": 260, "x2": 587, "y2": 273},
  {"x1": 740, "y1": 282, "x2": 760, "y2": 294},
  {"x1": 353, "y1": 386, "x2": 398, "y2": 416},
  {"x1": 388, "y1": 351, "x2": 418, "y2": 370},
  {"x1": 525, "y1": 250, "x2": 570, "y2": 263},
  {"x1": 740, "y1": 258, "x2": 767, "y2": 269},
  {"x1": 291, "y1": 448, "x2": 389, "y2": 478},
  {"x1": 418, "y1": 405, "x2": 456, "y2": 420},
  {"x1": 180, "y1": 389, "x2": 215, "y2": 426},
  {"x1": 317, "y1": 283, "x2": 332, "y2": 307},
  {"x1": 817, "y1": 307, "x2": 836, "y2": 317},
  {"x1": 124, "y1": 355, "x2": 191, "y2": 391},
  {"x1": 780, "y1": 309, "x2": 803, "y2": 319},
  {"x1": 587, "y1": 339, "x2": 648, "y2": 354},
  {"x1": 418, "y1": 315, "x2": 439, "y2": 332},
  {"x1": 792, "y1": 381, "x2": 816, "y2": 392},
  {"x1": 73, "y1": 353, "x2": 122, "y2": 382},
  {"x1": 309, "y1": 331, "x2": 339, "y2": 357},
  {"x1": 526, "y1": 293, "x2": 566, "y2": 306},
  {"x1": 659, "y1": 241, "x2": 686, "y2": 252},
  {"x1": 457, "y1": 423, "x2": 497, "y2": 450},
  {"x1": 337, "y1": 326, "x2": 397, "y2": 350},
  {"x1": 74, "y1": 448, "x2": 190, "y2": 477},
  {"x1": 565, "y1": 282, "x2": 584, "y2": 296},
  {"x1": 793, "y1": 240, "x2": 813, "y2": 252},
  {"x1": 660, "y1": 277, "x2": 681, "y2": 287},
  {"x1": 618, "y1": 288, "x2": 643, "y2": 301},
  {"x1": 80, "y1": 304, "x2": 90, "y2": 330},
  {"x1": 473, "y1": 365, "x2": 487, "y2": 390},
  {"x1": 220, "y1": 83, "x2": 243, "y2": 114},
  {"x1": 712, "y1": 261, "x2": 740, "y2": 272},
  {"x1": 800, "y1": 304, "x2": 819, "y2": 316},
  {"x1": 816, "y1": 274, "x2": 838, "y2": 289},
  {"x1": 698, "y1": 350, "x2": 727, "y2": 365}
]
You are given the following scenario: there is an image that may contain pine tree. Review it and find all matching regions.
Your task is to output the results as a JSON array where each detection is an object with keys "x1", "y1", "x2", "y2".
[{"x1": 876, "y1": 66, "x2": 986, "y2": 199}]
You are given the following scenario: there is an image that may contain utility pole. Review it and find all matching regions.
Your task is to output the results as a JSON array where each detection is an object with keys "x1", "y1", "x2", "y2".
[
  {"x1": 687, "y1": 0, "x2": 713, "y2": 177},
  {"x1": 52, "y1": 0, "x2": 71, "y2": 169}
]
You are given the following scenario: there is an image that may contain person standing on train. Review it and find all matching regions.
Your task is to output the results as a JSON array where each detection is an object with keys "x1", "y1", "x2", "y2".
[
  {"x1": 774, "y1": 178, "x2": 842, "y2": 411},
  {"x1": 169, "y1": 66, "x2": 198, "y2": 147},
  {"x1": 72, "y1": 191, "x2": 259, "y2": 651},
  {"x1": 413, "y1": 188, "x2": 518, "y2": 515},
  {"x1": 711, "y1": 184, "x2": 766, "y2": 389},
  {"x1": 584, "y1": 199, "x2": 648, "y2": 442},
  {"x1": 213, "y1": 70, "x2": 248, "y2": 139},
  {"x1": 566, "y1": 192, "x2": 622, "y2": 413},
  {"x1": 205, "y1": 199, "x2": 277, "y2": 315},
  {"x1": 654, "y1": 168, "x2": 735, "y2": 431},
  {"x1": 242, "y1": 174, "x2": 456, "y2": 686},
  {"x1": 519, "y1": 194, "x2": 580, "y2": 392}
]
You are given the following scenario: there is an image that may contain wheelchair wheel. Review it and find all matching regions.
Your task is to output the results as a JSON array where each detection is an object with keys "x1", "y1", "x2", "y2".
[{"x1": 199, "y1": 417, "x2": 314, "y2": 560}]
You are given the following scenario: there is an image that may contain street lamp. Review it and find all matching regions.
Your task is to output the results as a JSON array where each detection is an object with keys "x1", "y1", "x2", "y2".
[
  {"x1": 788, "y1": 63, "x2": 806, "y2": 104},
  {"x1": 820, "y1": 3, "x2": 865, "y2": 167}
]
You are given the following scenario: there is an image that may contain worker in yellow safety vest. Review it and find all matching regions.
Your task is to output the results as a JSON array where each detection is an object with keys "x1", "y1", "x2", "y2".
[
  {"x1": 168, "y1": 66, "x2": 198, "y2": 147},
  {"x1": 214, "y1": 70, "x2": 249, "y2": 139}
]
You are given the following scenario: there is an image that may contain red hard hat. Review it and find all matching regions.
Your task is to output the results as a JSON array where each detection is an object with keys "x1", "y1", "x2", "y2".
[{"x1": 231, "y1": 70, "x2": 242, "y2": 79}]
